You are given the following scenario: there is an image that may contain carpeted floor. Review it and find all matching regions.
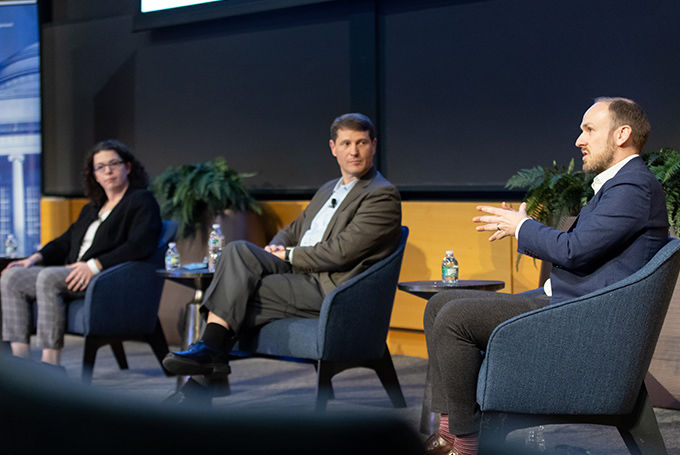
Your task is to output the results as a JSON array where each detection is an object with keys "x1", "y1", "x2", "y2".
[{"x1": 44, "y1": 336, "x2": 680, "y2": 454}]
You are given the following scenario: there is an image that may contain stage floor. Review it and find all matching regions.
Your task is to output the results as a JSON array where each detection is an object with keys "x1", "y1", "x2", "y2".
[{"x1": 24, "y1": 335, "x2": 680, "y2": 454}]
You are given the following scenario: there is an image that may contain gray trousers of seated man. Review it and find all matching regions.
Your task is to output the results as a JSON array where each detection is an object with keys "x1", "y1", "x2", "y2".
[
  {"x1": 423, "y1": 288, "x2": 549, "y2": 435},
  {"x1": 200, "y1": 240, "x2": 326, "y2": 336}
]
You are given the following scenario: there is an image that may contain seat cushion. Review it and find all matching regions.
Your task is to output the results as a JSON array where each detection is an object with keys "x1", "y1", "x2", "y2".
[
  {"x1": 234, "y1": 318, "x2": 321, "y2": 359},
  {"x1": 66, "y1": 298, "x2": 87, "y2": 335}
]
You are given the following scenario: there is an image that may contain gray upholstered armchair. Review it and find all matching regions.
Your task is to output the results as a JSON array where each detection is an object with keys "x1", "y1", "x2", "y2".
[
  {"x1": 476, "y1": 238, "x2": 680, "y2": 455},
  {"x1": 232, "y1": 226, "x2": 409, "y2": 411},
  {"x1": 64, "y1": 220, "x2": 177, "y2": 382}
]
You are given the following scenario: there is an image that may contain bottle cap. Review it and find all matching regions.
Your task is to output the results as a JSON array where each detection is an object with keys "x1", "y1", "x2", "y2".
[
  {"x1": 446, "y1": 250, "x2": 453, "y2": 255},
  {"x1": 168, "y1": 242, "x2": 176, "y2": 247},
  {"x1": 212, "y1": 224, "x2": 220, "y2": 229}
]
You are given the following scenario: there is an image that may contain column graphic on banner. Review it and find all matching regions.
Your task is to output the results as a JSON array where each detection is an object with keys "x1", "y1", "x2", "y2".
[{"x1": 0, "y1": 1, "x2": 41, "y2": 257}]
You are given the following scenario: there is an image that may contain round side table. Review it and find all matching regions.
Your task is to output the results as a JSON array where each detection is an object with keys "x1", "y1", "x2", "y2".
[
  {"x1": 156, "y1": 268, "x2": 214, "y2": 350},
  {"x1": 397, "y1": 279, "x2": 505, "y2": 300}
]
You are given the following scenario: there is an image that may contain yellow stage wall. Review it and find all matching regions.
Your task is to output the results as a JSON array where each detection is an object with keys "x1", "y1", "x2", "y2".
[
  {"x1": 258, "y1": 201, "x2": 542, "y2": 357},
  {"x1": 40, "y1": 198, "x2": 542, "y2": 358}
]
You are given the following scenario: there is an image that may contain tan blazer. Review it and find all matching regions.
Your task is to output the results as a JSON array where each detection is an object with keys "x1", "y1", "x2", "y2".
[{"x1": 269, "y1": 167, "x2": 402, "y2": 294}]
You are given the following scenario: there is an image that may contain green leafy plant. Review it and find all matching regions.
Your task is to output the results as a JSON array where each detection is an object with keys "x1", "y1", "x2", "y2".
[
  {"x1": 151, "y1": 157, "x2": 260, "y2": 240},
  {"x1": 506, "y1": 159, "x2": 594, "y2": 230},
  {"x1": 642, "y1": 148, "x2": 680, "y2": 236}
]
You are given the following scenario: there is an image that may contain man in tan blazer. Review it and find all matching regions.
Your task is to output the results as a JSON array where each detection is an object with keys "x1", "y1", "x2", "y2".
[{"x1": 163, "y1": 113, "x2": 402, "y2": 377}]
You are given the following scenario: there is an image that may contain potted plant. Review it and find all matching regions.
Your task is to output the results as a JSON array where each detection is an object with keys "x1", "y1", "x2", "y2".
[
  {"x1": 505, "y1": 158, "x2": 594, "y2": 230},
  {"x1": 641, "y1": 148, "x2": 680, "y2": 236},
  {"x1": 152, "y1": 158, "x2": 262, "y2": 346},
  {"x1": 151, "y1": 157, "x2": 261, "y2": 241}
]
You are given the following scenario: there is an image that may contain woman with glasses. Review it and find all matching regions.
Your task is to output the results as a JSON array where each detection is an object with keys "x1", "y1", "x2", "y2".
[{"x1": 1, "y1": 140, "x2": 161, "y2": 368}]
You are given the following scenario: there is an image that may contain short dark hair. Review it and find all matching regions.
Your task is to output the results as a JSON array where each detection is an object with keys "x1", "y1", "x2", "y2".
[
  {"x1": 82, "y1": 140, "x2": 149, "y2": 206},
  {"x1": 595, "y1": 97, "x2": 651, "y2": 152},
  {"x1": 330, "y1": 113, "x2": 375, "y2": 141}
]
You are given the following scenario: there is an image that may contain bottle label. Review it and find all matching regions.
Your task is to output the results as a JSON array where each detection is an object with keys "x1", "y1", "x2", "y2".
[
  {"x1": 442, "y1": 266, "x2": 458, "y2": 276},
  {"x1": 442, "y1": 265, "x2": 459, "y2": 282},
  {"x1": 165, "y1": 253, "x2": 179, "y2": 270}
]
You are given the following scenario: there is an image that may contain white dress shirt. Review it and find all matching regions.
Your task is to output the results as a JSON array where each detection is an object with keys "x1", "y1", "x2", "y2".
[
  {"x1": 77, "y1": 209, "x2": 112, "y2": 275},
  {"x1": 289, "y1": 178, "x2": 359, "y2": 262}
]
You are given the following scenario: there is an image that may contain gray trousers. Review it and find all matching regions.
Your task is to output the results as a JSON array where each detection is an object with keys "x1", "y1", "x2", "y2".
[
  {"x1": 423, "y1": 288, "x2": 549, "y2": 435},
  {"x1": 1, "y1": 266, "x2": 85, "y2": 349},
  {"x1": 201, "y1": 241, "x2": 326, "y2": 335}
]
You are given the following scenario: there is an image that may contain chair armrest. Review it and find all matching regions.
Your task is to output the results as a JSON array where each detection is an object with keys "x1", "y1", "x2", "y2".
[
  {"x1": 82, "y1": 261, "x2": 164, "y2": 336},
  {"x1": 315, "y1": 231, "x2": 406, "y2": 362},
  {"x1": 317, "y1": 273, "x2": 396, "y2": 361}
]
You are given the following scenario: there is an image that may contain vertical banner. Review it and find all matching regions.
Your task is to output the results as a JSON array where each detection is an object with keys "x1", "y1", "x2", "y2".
[{"x1": 0, "y1": 0, "x2": 41, "y2": 257}]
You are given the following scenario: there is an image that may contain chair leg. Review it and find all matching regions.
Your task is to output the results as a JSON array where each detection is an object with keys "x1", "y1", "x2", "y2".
[
  {"x1": 372, "y1": 346, "x2": 407, "y2": 408},
  {"x1": 315, "y1": 361, "x2": 336, "y2": 412},
  {"x1": 110, "y1": 342, "x2": 129, "y2": 370},
  {"x1": 618, "y1": 386, "x2": 668, "y2": 455},
  {"x1": 477, "y1": 412, "x2": 513, "y2": 455},
  {"x1": 146, "y1": 318, "x2": 172, "y2": 376},
  {"x1": 313, "y1": 362, "x2": 335, "y2": 399},
  {"x1": 82, "y1": 337, "x2": 100, "y2": 384}
]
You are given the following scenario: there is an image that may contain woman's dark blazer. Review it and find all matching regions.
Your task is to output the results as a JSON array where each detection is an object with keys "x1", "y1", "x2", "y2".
[{"x1": 40, "y1": 187, "x2": 162, "y2": 270}]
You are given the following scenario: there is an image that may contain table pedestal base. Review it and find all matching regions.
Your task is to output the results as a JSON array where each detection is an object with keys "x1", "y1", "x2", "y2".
[
  {"x1": 176, "y1": 294, "x2": 206, "y2": 389},
  {"x1": 164, "y1": 375, "x2": 231, "y2": 407}
]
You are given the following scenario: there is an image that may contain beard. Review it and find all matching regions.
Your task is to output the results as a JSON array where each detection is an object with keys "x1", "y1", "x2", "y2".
[{"x1": 583, "y1": 135, "x2": 617, "y2": 174}]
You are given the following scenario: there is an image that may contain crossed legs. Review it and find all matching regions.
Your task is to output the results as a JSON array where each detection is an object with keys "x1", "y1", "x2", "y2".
[{"x1": 163, "y1": 241, "x2": 326, "y2": 376}]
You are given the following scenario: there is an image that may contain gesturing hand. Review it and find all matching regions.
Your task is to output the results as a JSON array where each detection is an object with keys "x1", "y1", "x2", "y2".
[{"x1": 473, "y1": 202, "x2": 529, "y2": 242}]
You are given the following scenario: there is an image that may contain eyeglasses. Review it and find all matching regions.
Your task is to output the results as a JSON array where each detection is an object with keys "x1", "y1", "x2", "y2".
[{"x1": 93, "y1": 160, "x2": 125, "y2": 172}]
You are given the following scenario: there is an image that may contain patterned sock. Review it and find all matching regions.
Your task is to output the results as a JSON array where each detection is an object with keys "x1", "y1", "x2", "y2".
[
  {"x1": 452, "y1": 432, "x2": 479, "y2": 455},
  {"x1": 438, "y1": 414, "x2": 457, "y2": 445}
]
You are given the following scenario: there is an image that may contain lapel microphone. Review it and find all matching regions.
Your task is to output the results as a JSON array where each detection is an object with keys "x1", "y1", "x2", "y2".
[{"x1": 331, "y1": 198, "x2": 337, "y2": 208}]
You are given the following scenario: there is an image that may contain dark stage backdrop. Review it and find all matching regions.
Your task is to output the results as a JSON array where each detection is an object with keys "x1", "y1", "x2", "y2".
[{"x1": 40, "y1": 0, "x2": 680, "y2": 197}]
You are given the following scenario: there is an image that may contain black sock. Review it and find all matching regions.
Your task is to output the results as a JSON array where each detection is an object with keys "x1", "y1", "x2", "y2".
[{"x1": 201, "y1": 323, "x2": 235, "y2": 352}]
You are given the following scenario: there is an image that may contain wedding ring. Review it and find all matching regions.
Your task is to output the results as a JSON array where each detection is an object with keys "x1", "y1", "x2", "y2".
[
  {"x1": 497, "y1": 224, "x2": 501, "y2": 231},
  {"x1": 80, "y1": 280, "x2": 85, "y2": 285}
]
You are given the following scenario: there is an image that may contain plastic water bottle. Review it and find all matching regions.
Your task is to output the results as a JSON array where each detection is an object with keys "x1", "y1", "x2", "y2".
[
  {"x1": 165, "y1": 242, "x2": 180, "y2": 271},
  {"x1": 5, "y1": 234, "x2": 18, "y2": 258},
  {"x1": 208, "y1": 223, "x2": 224, "y2": 272},
  {"x1": 441, "y1": 250, "x2": 459, "y2": 284}
]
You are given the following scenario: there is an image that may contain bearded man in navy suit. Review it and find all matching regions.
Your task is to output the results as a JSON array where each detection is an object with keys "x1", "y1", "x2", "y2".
[{"x1": 423, "y1": 98, "x2": 668, "y2": 455}]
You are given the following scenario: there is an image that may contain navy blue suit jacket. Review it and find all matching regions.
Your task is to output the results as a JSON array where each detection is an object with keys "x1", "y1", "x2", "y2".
[{"x1": 518, "y1": 157, "x2": 669, "y2": 303}]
